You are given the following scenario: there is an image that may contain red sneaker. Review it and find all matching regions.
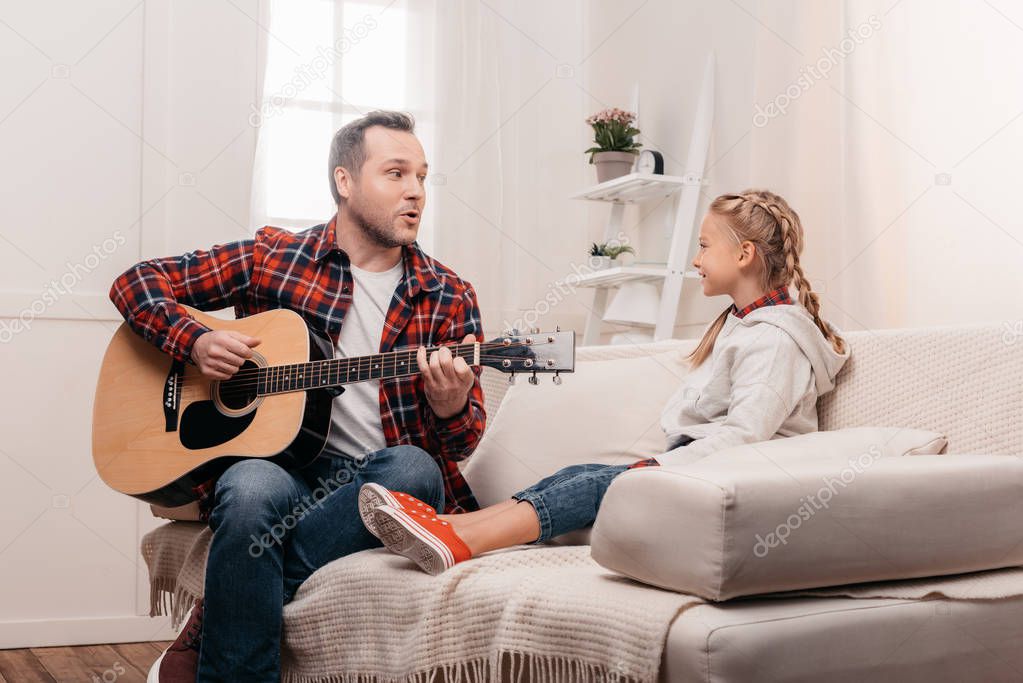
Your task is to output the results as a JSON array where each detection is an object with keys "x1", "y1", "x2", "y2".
[
  {"x1": 358, "y1": 483, "x2": 436, "y2": 545},
  {"x1": 372, "y1": 504, "x2": 472, "y2": 575},
  {"x1": 147, "y1": 598, "x2": 203, "y2": 682}
]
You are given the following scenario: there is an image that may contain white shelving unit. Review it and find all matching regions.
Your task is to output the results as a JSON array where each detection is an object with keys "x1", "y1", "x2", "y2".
[{"x1": 574, "y1": 54, "x2": 715, "y2": 346}]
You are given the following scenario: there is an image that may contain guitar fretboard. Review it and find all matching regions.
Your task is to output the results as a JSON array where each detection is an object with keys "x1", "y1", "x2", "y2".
[{"x1": 254, "y1": 343, "x2": 477, "y2": 395}]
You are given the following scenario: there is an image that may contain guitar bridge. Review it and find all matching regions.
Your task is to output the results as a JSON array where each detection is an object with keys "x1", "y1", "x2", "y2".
[{"x1": 163, "y1": 359, "x2": 184, "y2": 432}]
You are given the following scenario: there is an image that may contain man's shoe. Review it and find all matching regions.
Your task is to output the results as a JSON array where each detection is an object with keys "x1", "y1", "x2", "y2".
[
  {"x1": 147, "y1": 598, "x2": 203, "y2": 682},
  {"x1": 372, "y1": 504, "x2": 472, "y2": 575},
  {"x1": 358, "y1": 483, "x2": 437, "y2": 546}
]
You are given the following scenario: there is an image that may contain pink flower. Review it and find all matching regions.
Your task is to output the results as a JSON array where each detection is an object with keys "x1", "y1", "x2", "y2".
[{"x1": 586, "y1": 107, "x2": 636, "y2": 126}]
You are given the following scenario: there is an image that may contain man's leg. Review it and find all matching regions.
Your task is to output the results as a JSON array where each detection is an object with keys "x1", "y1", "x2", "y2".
[
  {"x1": 198, "y1": 458, "x2": 311, "y2": 683},
  {"x1": 281, "y1": 444, "x2": 444, "y2": 601}
]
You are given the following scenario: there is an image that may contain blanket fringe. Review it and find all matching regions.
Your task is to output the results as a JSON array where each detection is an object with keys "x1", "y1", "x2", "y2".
[
  {"x1": 280, "y1": 651, "x2": 646, "y2": 683},
  {"x1": 149, "y1": 576, "x2": 202, "y2": 629}
]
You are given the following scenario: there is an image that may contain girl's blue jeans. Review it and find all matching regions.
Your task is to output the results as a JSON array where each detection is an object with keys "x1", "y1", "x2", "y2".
[{"x1": 511, "y1": 435, "x2": 695, "y2": 543}]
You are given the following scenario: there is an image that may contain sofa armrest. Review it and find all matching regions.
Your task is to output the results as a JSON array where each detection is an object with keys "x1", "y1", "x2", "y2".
[{"x1": 591, "y1": 453, "x2": 1023, "y2": 601}]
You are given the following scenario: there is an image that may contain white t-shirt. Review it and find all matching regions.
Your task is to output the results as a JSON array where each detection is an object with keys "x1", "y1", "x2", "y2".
[{"x1": 325, "y1": 259, "x2": 404, "y2": 459}]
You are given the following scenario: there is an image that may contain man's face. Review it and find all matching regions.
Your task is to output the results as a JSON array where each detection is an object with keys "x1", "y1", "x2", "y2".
[{"x1": 336, "y1": 126, "x2": 427, "y2": 248}]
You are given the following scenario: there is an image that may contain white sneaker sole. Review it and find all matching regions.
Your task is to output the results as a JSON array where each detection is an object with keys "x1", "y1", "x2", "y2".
[
  {"x1": 357, "y1": 483, "x2": 402, "y2": 540},
  {"x1": 373, "y1": 506, "x2": 454, "y2": 575},
  {"x1": 146, "y1": 649, "x2": 167, "y2": 683},
  {"x1": 358, "y1": 483, "x2": 437, "y2": 552}
]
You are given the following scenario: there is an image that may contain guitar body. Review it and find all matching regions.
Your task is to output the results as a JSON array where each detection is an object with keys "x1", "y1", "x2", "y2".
[{"x1": 92, "y1": 305, "x2": 335, "y2": 506}]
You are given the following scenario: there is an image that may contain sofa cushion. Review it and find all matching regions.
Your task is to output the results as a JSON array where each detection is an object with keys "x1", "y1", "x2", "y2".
[
  {"x1": 151, "y1": 501, "x2": 202, "y2": 521},
  {"x1": 590, "y1": 430, "x2": 1023, "y2": 601},
  {"x1": 461, "y1": 348, "x2": 693, "y2": 510},
  {"x1": 661, "y1": 594, "x2": 1023, "y2": 682},
  {"x1": 819, "y1": 323, "x2": 1023, "y2": 456}
]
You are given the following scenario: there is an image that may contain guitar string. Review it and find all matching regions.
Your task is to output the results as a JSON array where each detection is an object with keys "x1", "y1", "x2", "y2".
[
  {"x1": 173, "y1": 347, "x2": 552, "y2": 394},
  {"x1": 171, "y1": 339, "x2": 560, "y2": 390},
  {"x1": 172, "y1": 339, "x2": 543, "y2": 385},
  {"x1": 207, "y1": 353, "x2": 560, "y2": 401}
]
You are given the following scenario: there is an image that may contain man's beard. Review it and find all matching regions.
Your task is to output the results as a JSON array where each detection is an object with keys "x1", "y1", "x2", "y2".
[{"x1": 345, "y1": 196, "x2": 415, "y2": 249}]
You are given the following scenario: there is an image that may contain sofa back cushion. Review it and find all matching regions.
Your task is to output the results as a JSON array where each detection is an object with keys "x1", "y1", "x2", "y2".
[
  {"x1": 477, "y1": 322, "x2": 1022, "y2": 459},
  {"x1": 819, "y1": 322, "x2": 1022, "y2": 455},
  {"x1": 463, "y1": 341, "x2": 697, "y2": 510}
]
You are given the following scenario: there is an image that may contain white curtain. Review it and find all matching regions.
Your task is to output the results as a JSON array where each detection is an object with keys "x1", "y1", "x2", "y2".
[
  {"x1": 428, "y1": 1, "x2": 588, "y2": 336},
  {"x1": 249, "y1": 1, "x2": 591, "y2": 337},
  {"x1": 248, "y1": 0, "x2": 439, "y2": 248},
  {"x1": 746, "y1": 0, "x2": 1023, "y2": 331}
]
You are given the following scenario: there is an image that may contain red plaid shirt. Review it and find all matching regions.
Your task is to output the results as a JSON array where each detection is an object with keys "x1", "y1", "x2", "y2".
[
  {"x1": 731, "y1": 284, "x2": 793, "y2": 318},
  {"x1": 109, "y1": 215, "x2": 485, "y2": 518},
  {"x1": 627, "y1": 284, "x2": 794, "y2": 469}
]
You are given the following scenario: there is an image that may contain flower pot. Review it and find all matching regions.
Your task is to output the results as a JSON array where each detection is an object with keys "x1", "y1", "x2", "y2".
[
  {"x1": 593, "y1": 151, "x2": 636, "y2": 183},
  {"x1": 589, "y1": 255, "x2": 611, "y2": 270}
]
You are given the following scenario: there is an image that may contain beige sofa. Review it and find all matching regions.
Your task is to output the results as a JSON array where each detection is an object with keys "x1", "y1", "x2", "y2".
[{"x1": 143, "y1": 321, "x2": 1023, "y2": 681}]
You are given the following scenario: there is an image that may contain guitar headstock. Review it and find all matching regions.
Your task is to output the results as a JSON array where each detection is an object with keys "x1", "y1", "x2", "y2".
[{"x1": 479, "y1": 327, "x2": 575, "y2": 385}]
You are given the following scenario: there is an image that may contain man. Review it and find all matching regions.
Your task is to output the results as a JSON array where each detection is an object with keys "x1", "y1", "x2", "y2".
[{"x1": 109, "y1": 111, "x2": 486, "y2": 682}]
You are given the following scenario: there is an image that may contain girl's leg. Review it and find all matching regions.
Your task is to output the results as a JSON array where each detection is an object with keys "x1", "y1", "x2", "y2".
[
  {"x1": 437, "y1": 499, "x2": 518, "y2": 527},
  {"x1": 454, "y1": 500, "x2": 541, "y2": 554},
  {"x1": 435, "y1": 462, "x2": 616, "y2": 528},
  {"x1": 447, "y1": 463, "x2": 631, "y2": 555}
]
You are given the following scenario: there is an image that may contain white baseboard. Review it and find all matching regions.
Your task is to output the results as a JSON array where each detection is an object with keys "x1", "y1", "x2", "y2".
[{"x1": 0, "y1": 615, "x2": 178, "y2": 649}]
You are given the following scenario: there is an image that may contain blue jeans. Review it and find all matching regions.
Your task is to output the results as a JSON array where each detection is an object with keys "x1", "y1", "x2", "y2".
[
  {"x1": 512, "y1": 463, "x2": 631, "y2": 543},
  {"x1": 197, "y1": 444, "x2": 444, "y2": 682},
  {"x1": 511, "y1": 435, "x2": 697, "y2": 543}
]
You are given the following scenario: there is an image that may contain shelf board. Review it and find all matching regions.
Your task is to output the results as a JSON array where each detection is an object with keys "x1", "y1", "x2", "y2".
[
  {"x1": 575, "y1": 266, "x2": 702, "y2": 288},
  {"x1": 570, "y1": 173, "x2": 691, "y2": 203}
]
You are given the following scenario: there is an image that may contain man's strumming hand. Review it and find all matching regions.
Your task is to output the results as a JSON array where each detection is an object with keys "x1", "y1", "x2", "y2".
[{"x1": 192, "y1": 330, "x2": 262, "y2": 381}]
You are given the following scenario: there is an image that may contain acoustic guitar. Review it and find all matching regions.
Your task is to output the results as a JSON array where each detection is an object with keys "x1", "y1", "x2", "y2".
[{"x1": 92, "y1": 304, "x2": 575, "y2": 506}]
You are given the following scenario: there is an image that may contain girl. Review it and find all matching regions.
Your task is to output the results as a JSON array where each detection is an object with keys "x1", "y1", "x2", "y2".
[{"x1": 358, "y1": 189, "x2": 850, "y2": 575}]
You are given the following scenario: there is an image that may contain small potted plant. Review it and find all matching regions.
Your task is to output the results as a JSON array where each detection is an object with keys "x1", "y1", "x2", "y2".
[
  {"x1": 588, "y1": 241, "x2": 636, "y2": 269},
  {"x1": 585, "y1": 107, "x2": 642, "y2": 183}
]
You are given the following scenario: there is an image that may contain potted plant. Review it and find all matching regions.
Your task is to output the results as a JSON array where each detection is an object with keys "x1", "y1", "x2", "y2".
[
  {"x1": 588, "y1": 241, "x2": 636, "y2": 270},
  {"x1": 585, "y1": 108, "x2": 642, "y2": 183}
]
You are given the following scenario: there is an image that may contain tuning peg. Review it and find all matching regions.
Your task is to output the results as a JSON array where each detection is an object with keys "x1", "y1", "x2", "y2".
[
  {"x1": 553, "y1": 372, "x2": 562, "y2": 385},
  {"x1": 508, "y1": 373, "x2": 516, "y2": 385},
  {"x1": 530, "y1": 327, "x2": 540, "y2": 334},
  {"x1": 528, "y1": 372, "x2": 538, "y2": 385}
]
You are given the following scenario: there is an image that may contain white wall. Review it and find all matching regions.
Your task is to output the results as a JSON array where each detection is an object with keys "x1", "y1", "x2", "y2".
[
  {"x1": 580, "y1": 0, "x2": 761, "y2": 339},
  {"x1": 0, "y1": 0, "x2": 261, "y2": 648},
  {"x1": 577, "y1": 0, "x2": 1023, "y2": 337}
]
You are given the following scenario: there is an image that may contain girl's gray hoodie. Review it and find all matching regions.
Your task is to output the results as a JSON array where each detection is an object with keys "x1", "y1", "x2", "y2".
[{"x1": 658, "y1": 304, "x2": 850, "y2": 467}]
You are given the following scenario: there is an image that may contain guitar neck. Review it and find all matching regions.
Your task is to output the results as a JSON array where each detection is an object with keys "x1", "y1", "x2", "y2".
[{"x1": 253, "y1": 342, "x2": 479, "y2": 396}]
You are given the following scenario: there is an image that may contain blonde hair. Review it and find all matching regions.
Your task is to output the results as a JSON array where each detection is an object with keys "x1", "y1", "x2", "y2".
[{"x1": 686, "y1": 189, "x2": 846, "y2": 367}]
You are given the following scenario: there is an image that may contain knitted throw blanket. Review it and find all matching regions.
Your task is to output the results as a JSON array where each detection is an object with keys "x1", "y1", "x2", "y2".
[
  {"x1": 281, "y1": 545, "x2": 700, "y2": 683},
  {"x1": 142, "y1": 524, "x2": 701, "y2": 683}
]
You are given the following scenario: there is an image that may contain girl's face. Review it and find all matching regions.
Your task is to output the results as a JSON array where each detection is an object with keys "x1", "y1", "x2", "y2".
[{"x1": 692, "y1": 212, "x2": 755, "y2": 299}]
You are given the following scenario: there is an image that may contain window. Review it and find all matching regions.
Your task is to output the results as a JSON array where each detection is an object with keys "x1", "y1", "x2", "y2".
[{"x1": 255, "y1": 0, "x2": 435, "y2": 249}]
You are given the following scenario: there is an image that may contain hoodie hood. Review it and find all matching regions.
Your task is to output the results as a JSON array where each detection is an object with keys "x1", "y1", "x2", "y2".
[{"x1": 729, "y1": 304, "x2": 850, "y2": 395}]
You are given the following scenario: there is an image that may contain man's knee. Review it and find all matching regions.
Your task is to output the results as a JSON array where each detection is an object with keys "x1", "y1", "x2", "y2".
[
  {"x1": 372, "y1": 445, "x2": 444, "y2": 510},
  {"x1": 214, "y1": 459, "x2": 298, "y2": 519}
]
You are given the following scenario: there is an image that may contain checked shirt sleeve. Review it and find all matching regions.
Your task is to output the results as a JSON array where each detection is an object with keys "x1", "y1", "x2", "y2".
[
  {"x1": 422, "y1": 283, "x2": 487, "y2": 462},
  {"x1": 108, "y1": 239, "x2": 255, "y2": 365}
]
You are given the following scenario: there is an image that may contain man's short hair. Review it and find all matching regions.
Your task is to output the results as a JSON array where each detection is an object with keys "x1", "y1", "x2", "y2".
[{"x1": 327, "y1": 110, "x2": 416, "y2": 204}]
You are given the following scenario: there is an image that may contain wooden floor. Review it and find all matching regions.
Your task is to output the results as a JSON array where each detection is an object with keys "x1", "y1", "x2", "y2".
[{"x1": 0, "y1": 642, "x2": 172, "y2": 682}]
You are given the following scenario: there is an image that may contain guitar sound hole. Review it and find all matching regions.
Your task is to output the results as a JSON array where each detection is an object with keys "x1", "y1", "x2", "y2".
[{"x1": 218, "y1": 360, "x2": 260, "y2": 410}]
